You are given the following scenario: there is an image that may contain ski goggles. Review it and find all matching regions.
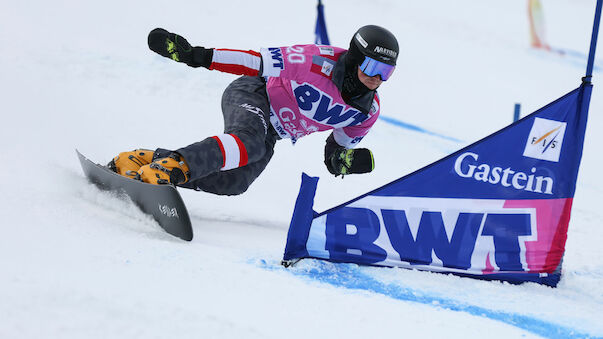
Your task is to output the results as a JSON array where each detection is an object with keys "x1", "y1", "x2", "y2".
[{"x1": 359, "y1": 56, "x2": 396, "y2": 81}]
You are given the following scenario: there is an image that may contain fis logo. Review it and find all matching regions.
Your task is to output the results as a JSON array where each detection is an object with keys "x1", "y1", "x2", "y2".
[
  {"x1": 523, "y1": 118, "x2": 567, "y2": 162},
  {"x1": 321, "y1": 61, "x2": 333, "y2": 76}
]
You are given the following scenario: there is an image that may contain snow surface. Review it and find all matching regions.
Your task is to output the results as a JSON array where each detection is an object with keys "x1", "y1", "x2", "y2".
[{"x1": 1, "y1": 0, "x2": 602, "y2": 338}]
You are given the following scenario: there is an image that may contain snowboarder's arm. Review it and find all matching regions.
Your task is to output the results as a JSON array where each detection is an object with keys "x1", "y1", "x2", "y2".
[
  {"x1": 206, "y1": 49, "x2": 262, "y2": 76},
  {"x1": 325, "y1": 95, "x2": 379, "y2": 177},
  {"x1": 148, "y1": 28, "x2": 262, "y2": 76}
]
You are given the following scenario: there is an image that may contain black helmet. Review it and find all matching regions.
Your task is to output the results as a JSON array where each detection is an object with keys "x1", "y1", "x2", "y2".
[{"x1": 348, "y1": 25, "x2": 399, "y2": 66}]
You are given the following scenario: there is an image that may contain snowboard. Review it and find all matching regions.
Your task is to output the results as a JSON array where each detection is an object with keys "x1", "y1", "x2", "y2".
[{"x1": 76, "y1": 150, "x2": 193, "y2": 241}]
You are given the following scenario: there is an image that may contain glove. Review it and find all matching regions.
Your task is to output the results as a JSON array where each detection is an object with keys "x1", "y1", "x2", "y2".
[
  {"x1": 137, "y1": 153, "x2": 190, "y2": 185},
  {"x1": 108, "y1": 149, "x2": 154, "y2": 179},
  {"x1": 147, "y1": 28, "x2": 213, "y2": 68},
  {"x1": 326, "y1": 148, "x2": 375, "y2": 177}
]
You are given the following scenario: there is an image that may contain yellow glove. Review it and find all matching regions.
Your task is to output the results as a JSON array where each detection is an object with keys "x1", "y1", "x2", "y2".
[
  {"x1": 137, "y1": 154, "x2": 190, "y2": 185},
  {"x1": 108, "y1": 149, "x2": 154, "y2": 179}
]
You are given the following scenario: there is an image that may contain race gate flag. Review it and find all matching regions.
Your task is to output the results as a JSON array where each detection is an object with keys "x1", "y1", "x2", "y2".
[
  {"x1": 282, "y1": 82, "x2": 592, "y2": 287},
  {"x1": 314, "y1": 0, "x2": 330, "y2": 45}
]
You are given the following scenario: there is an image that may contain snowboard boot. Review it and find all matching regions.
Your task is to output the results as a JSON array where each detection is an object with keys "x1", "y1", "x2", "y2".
[
  {"x1": 108, "y1": 149, "x2": 154, "y2": 179},
  {"x1": 137, "y1": 153, "x2": 190, "y2": 185}
]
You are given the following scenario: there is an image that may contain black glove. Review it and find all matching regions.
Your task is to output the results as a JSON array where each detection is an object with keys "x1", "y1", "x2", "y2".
[
  {"x1": 326, "y1": 148, "x2": 374, "y2": 177},
  {"x1": 147, "y1": 28, "x2": 213, "y2": 68},
  {"x1": 324, "y1": 134, "x2": 374, "y2": 177}
]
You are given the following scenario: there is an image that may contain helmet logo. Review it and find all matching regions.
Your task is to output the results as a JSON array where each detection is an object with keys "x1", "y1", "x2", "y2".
[
  {"x1": 374, "y1": 46, "x2": 397, "y2": 58},
  {"x1": 355, "y1": 33, "x2": 368, "y2": 48}
]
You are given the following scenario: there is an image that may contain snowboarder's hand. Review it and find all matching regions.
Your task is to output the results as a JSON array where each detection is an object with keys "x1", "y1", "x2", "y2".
[
  {"x1": 137, "y1": 153, "x2": 190, "y2": 185},
  {"x1": 108, "y1": 149, "x2": 154, "y2": 179},
  {"x1": 148, "y1": 28, "x2": 194, "y2": 64},
  {"x1": 147, "y1": 28, "x2": 212, "y2": 68},
  {"x1": 325, "y1": 148, "x2": 374, "y2": 178}
]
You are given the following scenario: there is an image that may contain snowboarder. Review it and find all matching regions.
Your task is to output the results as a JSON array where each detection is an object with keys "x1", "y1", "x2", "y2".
[{"x1": 110, "y1": 25, "x2": 399, "y2": 195}]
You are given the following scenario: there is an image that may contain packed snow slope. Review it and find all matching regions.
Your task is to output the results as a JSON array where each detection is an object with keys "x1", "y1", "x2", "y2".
[{"x1": 1, "y1": 0, "x2": 602, "y2": 338}]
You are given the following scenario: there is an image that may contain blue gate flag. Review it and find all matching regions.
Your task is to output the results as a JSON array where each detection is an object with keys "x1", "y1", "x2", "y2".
[
  {"x1": 315, "y1": 0, "x2": 330, "y2": 45},
  {"x1": 283, "y1": 82, "x2": 592, "y2": 287}
]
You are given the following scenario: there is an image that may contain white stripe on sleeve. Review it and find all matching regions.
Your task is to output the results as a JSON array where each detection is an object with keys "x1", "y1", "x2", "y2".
[{"x1": 212, "y1": 50, "x2": 261, "y2": 70}]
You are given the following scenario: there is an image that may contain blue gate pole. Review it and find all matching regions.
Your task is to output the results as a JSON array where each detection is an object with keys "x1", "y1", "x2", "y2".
[{"x1": 585, "y1": 0, "x2": 603, "y2": 82}]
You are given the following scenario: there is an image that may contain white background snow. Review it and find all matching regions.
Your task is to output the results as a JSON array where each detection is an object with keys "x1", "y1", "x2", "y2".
[{"x1": 1, "y1": 0, "x2": 602, "y2": 338}]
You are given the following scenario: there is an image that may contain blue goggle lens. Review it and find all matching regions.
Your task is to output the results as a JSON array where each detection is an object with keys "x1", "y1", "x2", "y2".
[{"x1": 359, "y1": 56, "x2": 395, "y2": 81}]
